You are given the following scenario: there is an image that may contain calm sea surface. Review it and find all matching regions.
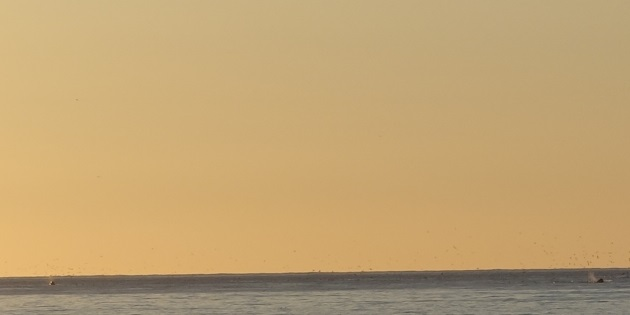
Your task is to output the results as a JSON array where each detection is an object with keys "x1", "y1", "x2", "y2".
[{"x1": 1, "y1": 269, "x2": 629, "y2": 314}]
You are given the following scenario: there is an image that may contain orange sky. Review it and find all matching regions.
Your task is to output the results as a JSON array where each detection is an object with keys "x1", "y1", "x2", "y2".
[{"x1": 1, "y1": 0, "x2": 629, "y2": 276}]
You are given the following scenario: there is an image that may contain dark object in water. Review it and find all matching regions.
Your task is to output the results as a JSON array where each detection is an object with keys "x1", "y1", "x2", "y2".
[
  {"x1": 49, "y1": 281, "x2": 56, "y2": 286},
  {"x1": 596, "y1": 278, "x2": 604, "y2": 283}
]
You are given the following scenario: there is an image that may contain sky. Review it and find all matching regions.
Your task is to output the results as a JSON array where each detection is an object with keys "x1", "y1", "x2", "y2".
[{"x1": 1, "y1": 0, "x2": 629, "y2": 277}]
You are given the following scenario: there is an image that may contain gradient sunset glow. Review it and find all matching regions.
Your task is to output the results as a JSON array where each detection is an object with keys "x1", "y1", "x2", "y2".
[{"x1": 1, "y1": 0, "x2": 629, "y2": 277}]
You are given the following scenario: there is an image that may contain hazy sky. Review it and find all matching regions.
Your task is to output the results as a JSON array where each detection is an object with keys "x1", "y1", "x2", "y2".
[{"x1": 1, "y1": 0, "x2": 629, "y2": 276}]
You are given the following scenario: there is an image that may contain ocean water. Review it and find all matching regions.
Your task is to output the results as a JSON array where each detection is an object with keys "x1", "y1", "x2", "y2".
[{"x1": 1, "y1": 269, "x2": 629, "y2": 314}]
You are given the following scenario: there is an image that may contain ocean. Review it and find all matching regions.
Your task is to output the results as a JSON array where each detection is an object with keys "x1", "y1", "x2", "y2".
[{"x1": 1, "y1": 269, "x2": 629, "y2": 314}]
